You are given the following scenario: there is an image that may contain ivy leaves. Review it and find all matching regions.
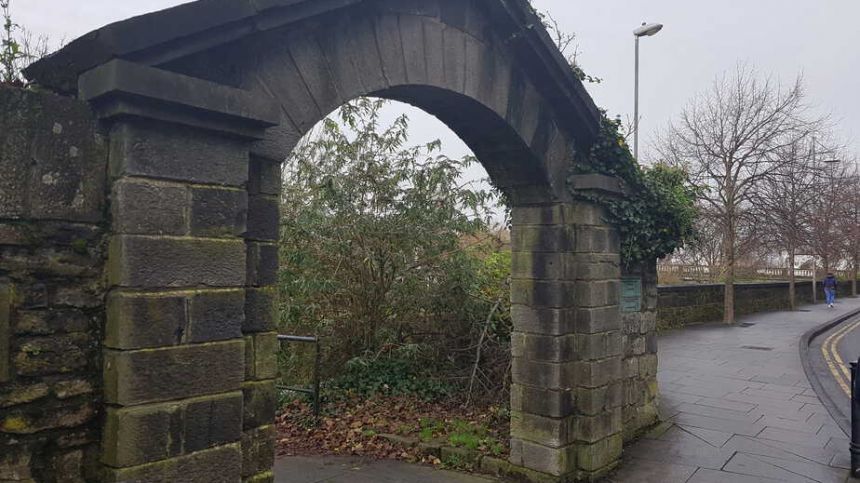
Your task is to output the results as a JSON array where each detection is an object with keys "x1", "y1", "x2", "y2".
[{"x1": 573, "y1": 115, "x2": 698, "y2": 267}]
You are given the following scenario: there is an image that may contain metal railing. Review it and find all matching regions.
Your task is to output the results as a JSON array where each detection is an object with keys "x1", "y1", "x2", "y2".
[
  {"x1": 851, "y1": 357, "x2": 859, "y2": 477},
  {"x1": 278, "y1": 335, "x2": 321, "y2": 418},
  {"x1": 657, "y1": 264, "x2": 855, "y2": 282}
]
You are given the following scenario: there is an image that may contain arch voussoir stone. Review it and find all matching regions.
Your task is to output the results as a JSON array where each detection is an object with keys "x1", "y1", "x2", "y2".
[{"x1": 18, "y1": 0, "x2": 646, "y2": 481}]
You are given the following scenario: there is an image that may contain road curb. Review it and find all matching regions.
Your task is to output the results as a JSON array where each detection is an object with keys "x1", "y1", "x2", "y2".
[{"x1": 799, "y1": 306, "x2": 860, "y2": 436}]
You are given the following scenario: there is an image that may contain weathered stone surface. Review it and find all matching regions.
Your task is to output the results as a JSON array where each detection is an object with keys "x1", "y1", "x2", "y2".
[
  {"x1": 0, "y1": 86, "x2": 106, "y2": 223},
  {"x1": 0, "y1": 382, "x2": 50, "y2": 408},
  {"x1": 14, "y1": 309, "x2": 90, "y2": 336},
  {"x1": 188, "y1": 290, "x2": 245, "y2": 343},
  {"x1": 102, "y1": 444, "x2": 243, "y2": 483},
  {"x1": 1, "y1": 400, "x2": 95, "y2": 434},
  {"x1": 191, "y1": 186, "x2": 248, "y2": 237},
  {"x1": 244, "y1": 287, "x2": 278, "y2": 333},
  {"x1": 246, "y1": 242, "x2": 278, "y2": 287},
  {"x1": 104, "y1": 341, "x2": 245, "y2": 405},
  {"x1": 113, "y1": 178, "x2": 188, "y2": 235},
  {"x1": 246, "y1": 195, "x2": 279, "y2": 242},
  {"x1": 242, "y1": 380, "x2": 277, "y2": 430},
  {"x1": 245, "y1": 332, "x2": 279, "y2": 381},
  {"x1": 0, "y1": 285, "x2": 10, "y2": 383},
  {"x1": 103, "y1": 392, "x2": 243, "y2": 467},
  {"x1": 109, "y1": 121, "x2": 249, "y2": 186},
  {"x1": 509, "y1": 438, "x2": 576, "y2": 477},
  {"x1": 241, "y1": 425, "x2": 275, "y2": 477},
  {"x1": 248, "y1": 156, "x2": 282, "y2": 196},
  {"x1": 13, "y1": 333, "x2": 91, "y2": 376},
  {"x1": 106, "y1": 291, "x2": 186, "y2": 349},
  {"x1": 108, "y1": 235, "x2": 246, "y2": 288}
]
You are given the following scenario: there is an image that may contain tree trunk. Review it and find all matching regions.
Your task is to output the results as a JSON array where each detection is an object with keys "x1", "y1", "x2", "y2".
[
  {"x1": 723, "y1": 224, "x2": 736, "y2": 325},
  {"x1": 788, "y1": 248, "x2": 796, "y2": 311},
  {"x1": 853, "y1": 253, "x2": 858, "y2": 297},
  {"x1": 811, "y1": 257, "x2": 817, "y2": 305}
]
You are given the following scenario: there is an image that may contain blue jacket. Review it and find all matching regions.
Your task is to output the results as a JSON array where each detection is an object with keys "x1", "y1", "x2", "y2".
[{"x1": 823, "y1": 276, "x2": 837, "y2": 289}]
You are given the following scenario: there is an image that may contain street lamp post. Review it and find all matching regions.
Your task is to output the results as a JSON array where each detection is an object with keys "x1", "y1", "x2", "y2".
[{"x1": 633, "y1": 22, "x2": 663, "y2": 161}]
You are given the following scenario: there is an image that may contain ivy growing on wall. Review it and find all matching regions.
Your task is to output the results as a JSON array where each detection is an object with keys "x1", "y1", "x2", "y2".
[{"x1": 571, "y1": 115, "x2": 699, "y2": 267}]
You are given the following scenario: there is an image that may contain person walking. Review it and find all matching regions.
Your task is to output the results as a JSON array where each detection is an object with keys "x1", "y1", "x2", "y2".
[{"x1": 823, "y1": 273, "x2": 838, "y2": 308}]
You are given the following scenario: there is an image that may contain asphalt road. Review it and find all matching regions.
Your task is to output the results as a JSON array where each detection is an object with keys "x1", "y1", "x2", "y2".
[{"x1": 809, "y1": 309, "x2": 860, "y2": 434}]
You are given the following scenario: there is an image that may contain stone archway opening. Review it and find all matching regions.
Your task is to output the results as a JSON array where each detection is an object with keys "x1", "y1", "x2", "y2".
[{"x1": 17, "y1": 1, "x2": 656, "y2": 481}]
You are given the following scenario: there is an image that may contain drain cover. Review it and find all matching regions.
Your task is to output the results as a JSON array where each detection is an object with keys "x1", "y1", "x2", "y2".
[
  {"x1": 738, "y1": 323, "x2": 756, "y2": 327},
  {"x1": 741, "y1": 345, "x2": 774, "y2": 351}
]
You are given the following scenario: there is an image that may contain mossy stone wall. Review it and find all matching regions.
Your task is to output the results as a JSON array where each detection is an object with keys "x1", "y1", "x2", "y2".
[{"x1": 0, "y1": 85, "x2": 108, "y2": 482}]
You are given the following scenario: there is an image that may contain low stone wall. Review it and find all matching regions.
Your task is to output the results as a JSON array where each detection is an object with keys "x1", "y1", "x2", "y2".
[
  {"x1": 0, "y1": 86, "x2": 108, "y2": 481},
  {"x1": 657, "y1": 281, "x2": 820, "y2": 329},
  {"x1": 619, "y1": 262, "x2": 659, "y2": 442}
]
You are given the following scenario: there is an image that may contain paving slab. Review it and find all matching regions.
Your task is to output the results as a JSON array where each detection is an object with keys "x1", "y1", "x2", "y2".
[{"x1": 618, "y1": 297, "x2": 860, "y2": 483}]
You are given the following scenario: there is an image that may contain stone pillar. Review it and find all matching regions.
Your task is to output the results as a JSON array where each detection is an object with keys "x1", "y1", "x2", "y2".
[
  {"x1": 509, "y1": 202, "x2": 623, "y2": 482},
  {"x1": 78, "y1": 59, "x2": 279, "y2": 482},
  {"x1": 240, "y1": 153, "x2": 283, "y2": 483}
]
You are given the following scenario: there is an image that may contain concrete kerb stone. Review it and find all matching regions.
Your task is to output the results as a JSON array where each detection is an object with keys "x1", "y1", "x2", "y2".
[{"x1": 798, "y1": 306, "x2": 860, "y2": 434}]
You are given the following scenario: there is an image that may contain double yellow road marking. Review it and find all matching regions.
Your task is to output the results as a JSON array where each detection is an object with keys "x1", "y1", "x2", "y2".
[{"x1": 821, "y1": 317, "x2": 860, "y2": 396}]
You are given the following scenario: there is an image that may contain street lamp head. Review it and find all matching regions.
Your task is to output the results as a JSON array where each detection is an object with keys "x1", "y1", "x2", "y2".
[
  {"x1": 823, "y1": 158, "x2": 842, "y2": 164},
  {"x1": 634, "y1": 22, "x2": 664, "y2": 37}
]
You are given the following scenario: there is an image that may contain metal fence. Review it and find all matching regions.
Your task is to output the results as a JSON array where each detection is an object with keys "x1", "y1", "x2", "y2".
[
  {"x1": 657, "y1": 264, "x2": 855, "y2": 282},
  {"x1": 277, "y1": 335, "x2": 321, "y2": 418}
]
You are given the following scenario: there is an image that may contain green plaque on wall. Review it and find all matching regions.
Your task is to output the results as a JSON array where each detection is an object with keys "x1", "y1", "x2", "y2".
[{"x1": 621, "y1": 277, "x2": 642, "y2": 313}]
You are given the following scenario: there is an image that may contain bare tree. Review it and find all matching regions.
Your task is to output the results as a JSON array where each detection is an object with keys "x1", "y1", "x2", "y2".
[
  {"x1": 841, "y1": 164, "x2": 860, "y2": 296},
  {"x1": 749, "y1": 135, "x2": 820, "y2": 309},
  {"x1": 658, "y1": 64, "x2": 818, "y2": 323},
  {"x1": 1, "y1": 0, "x2": 50, "y2": 86}
]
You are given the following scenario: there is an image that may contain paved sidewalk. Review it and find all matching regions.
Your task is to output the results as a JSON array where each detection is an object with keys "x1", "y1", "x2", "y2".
[
  {"x1": 611, "y1": 298, "x2": 860, "y2": 483},
  {"x1": 275, "y1": 299, "x2": 860, "y2": 483}
]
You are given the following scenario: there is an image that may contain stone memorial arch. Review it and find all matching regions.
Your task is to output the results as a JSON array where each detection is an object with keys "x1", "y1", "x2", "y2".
[{"x1": 8, "y1": 0, "x2": 657, "y2": 481}]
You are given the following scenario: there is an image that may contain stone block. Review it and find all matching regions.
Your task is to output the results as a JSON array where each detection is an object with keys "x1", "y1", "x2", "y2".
[
  {"x1": 246, "y1": 242, "x2": 278, "y2": 287},
  {"x1": 106, "y1": 291, "x2": 186, "y2": 349},
  {"x1": 248, "y1": 156, "x2": 281, "y2": 196},
  {"x1": 113, "y1": 178, "x2": 188, "y2": 235},
  {"x1": 512, "y1": 358, "x2": 576, "y2": 390},
  {"x1": 245, "y1": 333, "x2": 279, "y2": 381},
  {"x1": 244, "y1": 287, "x2": 278, "y2": 333},
  {"x1": 576, "y1": 434, "x2": 622, "y2": 473},
  {"x1": 512, "y1": 332, "x2": 577, "y2": 362},
  {"x1": 244, "y1": 471, "x2": 275, "y2": 483},
  {"x1": 13, "y1": 333, "x2": 91, "y2": 376},
  {"x1": 574, "y1": 332, "x2": 623, "y2": 361},
  {"x1": 511, "y1": 204, "x2": 576, "y2": 227},
  {"x1": 241, "y1": 425, "x2": 275, "y2": 477},
  {"x1": 104, "y1": 341, "x2": 245, "y2": 405},
  {"x1": 510, "y1": 411, "x2": 575, "y2": 448},
  {"x1": 573, "y1": 409, "x2": 622, "y2": 444},
  {"x1": 1, "y1": 400, "x2": 95, "y2": 434},
  {"x1": 573, "y1": 358, "x2": 622, "y2": 389},
  {"x1": 183, "y1": 392, "x2": 244, "y2": 453},
  {"x1": 574, "y1": 255, "x2": 621, "y2": 282},
  {"x1": 509, "y1": 438, "x2": 576, "y2": 477},
  {"x1": 511, "y1": 225, "x2": 574, "y2": 253},
  {"x1": 574, "y1": 226, "x2": 619, "y2": 254},
  {"x1": 191, "y1": 186, "x2": 248, "y2": 237},
  {"x1": 0, "y1": 382, "x2": 50, "y2": 408},
  {"x1": 108, "y1": 235, "x2": 246, "y2": 288},
  {"x1": 0, "y1": 88, "x2": 106, "y2": 223},
  {"x1": 188, "y1": 290, "x2": 245, "y2": 343},
  {"x1": 512, "y1": 251, "x2": 577, "y2": 281},
  {"x1": 242, "y1": 380, "x2": 277, "y2": 430},
  {"x1": 1, "y1": 286, "x2": 10, "y2": 382},
  {"x1": 511, "y1": 305, "x2": 576, "y2": 336},
  {"x1": 102, "y1": 443, "x2": 242, "y2": 483},
  {"x1": 246, "y1": 195, "x2": 279, "y2": 242},
  {"x1": 510, "y1": 384, "x2": 574, "y2": 419},
  {"x1": 14, "y1": 309, "x2": 90, "y2": 336},
  {"x1": 109, "y1": 121, "x2": 249, "y2": 186},
  {"x1": 102, "y1": 402, "x2": 183, "y2": 466},
  {"x1": 574, "y1": 281, "x2": 620, "y2": 308},
  {"x1": 510, "y1": 280, "x2": 575, "y2": 308}
]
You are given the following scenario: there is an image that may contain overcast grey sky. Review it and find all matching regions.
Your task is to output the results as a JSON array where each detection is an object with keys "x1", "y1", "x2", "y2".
[{"x1": 17, "y1": 0, "x2": 860, "y2": 167}]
